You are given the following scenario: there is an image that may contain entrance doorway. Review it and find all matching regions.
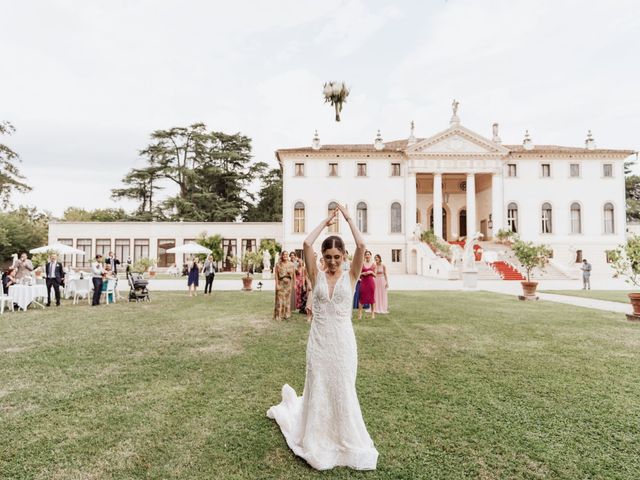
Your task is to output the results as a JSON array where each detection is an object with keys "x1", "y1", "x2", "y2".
[
  {"x1": 429, "y1": 208, "x2": 447, "y2": 240},
  {"x1": 459, "y1": 209, "x2": 467, "y2": 238}
]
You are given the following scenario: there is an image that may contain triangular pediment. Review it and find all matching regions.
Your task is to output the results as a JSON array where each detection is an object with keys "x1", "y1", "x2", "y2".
[{"x1": 406, "y1": 125, "x2": 509, "y2": 155}]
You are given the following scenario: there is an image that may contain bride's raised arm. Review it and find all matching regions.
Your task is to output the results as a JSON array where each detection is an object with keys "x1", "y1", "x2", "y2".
[
  {"x1": 336, "y1": 204, "x2": 365, "y2": 286},
  {"x1": 303, "y1": 208, "x2": 338, "y2": 288}
]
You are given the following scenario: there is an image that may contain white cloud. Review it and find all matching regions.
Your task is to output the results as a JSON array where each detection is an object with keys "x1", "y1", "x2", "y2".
[{"x1": 4, "y1": 0, "x2": 640, "y2": 213}]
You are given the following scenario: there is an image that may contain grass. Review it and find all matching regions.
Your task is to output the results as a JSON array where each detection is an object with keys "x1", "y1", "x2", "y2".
[
  {"x1": 540, "y1": 290, "x2": 633, "y2": 304},
  {"x1": 1, "y1": 292, "x2": 640, "y2": 479}
]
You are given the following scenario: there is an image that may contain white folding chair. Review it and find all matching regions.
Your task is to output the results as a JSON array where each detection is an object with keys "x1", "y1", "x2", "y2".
[
  {"x1": 0, "y1": 291, "x2": 14, "y2": 314},
  {"x1": 73, "y1": 279, "x2": 92, "y2": 305}
]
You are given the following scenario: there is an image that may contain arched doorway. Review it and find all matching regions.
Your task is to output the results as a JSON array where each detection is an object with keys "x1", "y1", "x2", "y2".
[
  {"x1": 459, "y1": 209, "x2": 467, "y2": 238},
  {"x1": 429, "y1": 208, "x2": 448, "y2": 240},
  {"x1": 410, "y1": 249, "x2": 417, "y2": 274}
]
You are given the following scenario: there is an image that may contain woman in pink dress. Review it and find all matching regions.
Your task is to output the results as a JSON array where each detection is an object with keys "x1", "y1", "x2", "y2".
[
  {"x1": 358, "y1": 250, "x2": 376, "y2": 319},
  {"x1": 373, "y1": 254, "x2": 389, "y2": 314}
]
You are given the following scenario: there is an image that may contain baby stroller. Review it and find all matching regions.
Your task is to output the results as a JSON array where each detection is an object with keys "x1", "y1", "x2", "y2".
[{"x1": 127, "y1": 272, "x2": 150, "y2": 302}]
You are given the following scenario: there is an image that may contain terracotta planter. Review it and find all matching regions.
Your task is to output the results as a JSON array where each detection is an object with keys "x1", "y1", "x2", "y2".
[
  {"x1": 521, "y1": 281, "x2": 538, "y2": 299},
  {"x1": 148, "y1": 271, "x2": 156, "y2": 278},
  {"x1": 242, "y1": 276, "x2": 253, "y2": 291},
  {"x1": 628, "y1": 293, "x2": 640, "y2": 315}
]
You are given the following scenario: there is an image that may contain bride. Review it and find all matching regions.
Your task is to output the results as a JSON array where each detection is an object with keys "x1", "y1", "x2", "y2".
[{"x1": 267, "y1": 204, "x2": 379, "y2": 470}]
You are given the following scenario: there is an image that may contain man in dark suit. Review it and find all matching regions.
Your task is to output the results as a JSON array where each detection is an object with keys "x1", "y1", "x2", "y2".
[
  {"x1": 105, "y1": 251, "x2": 120, "y2": 275},
  {"x1": 45, "y1": 253, "x2": 65, "y2": 307}
]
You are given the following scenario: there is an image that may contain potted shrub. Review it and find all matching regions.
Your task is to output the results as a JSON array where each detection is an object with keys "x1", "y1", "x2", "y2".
[
  {"x1": 495, "y1": 228, "x2": 516, "y2": 245},
  {"x1": 609, "y1": 235, "x2": 640, "y2": 315},
  {"x1": 241, "y1": 251, "x2": 262, "y2": 291},
  {"x1": 420, "y1": 229, "x2": 452, "y2": 260},
  {"x1": 133, "y1": 257, "x2": 156, "y2": 277},
  {"x1": 31, "y1": 252, "x2": 50, "y2": 278},
  {"x1": 512, "y1": 240, "x2": 551, "y2": 300}
]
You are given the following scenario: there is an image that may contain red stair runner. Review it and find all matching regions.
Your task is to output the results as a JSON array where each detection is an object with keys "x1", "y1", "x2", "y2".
[{"x1": 491, "y1": 261, "x2": 525, "y2": 281}]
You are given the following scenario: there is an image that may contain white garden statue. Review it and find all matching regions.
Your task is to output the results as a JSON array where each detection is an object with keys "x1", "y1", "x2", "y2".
[
  {"x1": 262, "y1": 250, "x2": 271, "y2": 272},
  {"x1": 462, "y1": 232, "x2": 483, "y2": 271}
]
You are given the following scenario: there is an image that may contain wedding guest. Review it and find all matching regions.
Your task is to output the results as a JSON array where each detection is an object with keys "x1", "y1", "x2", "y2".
[
  {"x1": 274, "y1": 250, "x2": 295, "y2": 320},
  {"x1": 203, "y1": 255, "x2": 215, "y2": 294},
  {"x1": 2, "y1": 267, "x2": 17, "y2": 294},
  {"x1": 14, "y1": 252, "x2": 34, "y2": 281},
  {"x1": 289, "y1": 251, "x2": 299, "y2": 313},
  {"x1": 45, "y1": 253, "x2": 65, "y2": 307},
  {"x1": 125, "y1": 257, "x2": 132, "y2": 274},
  {"x1": 342, "y1": 250, "x2": 351, "y2": 272},
  {"x1": 187, "y1": 257, "x2": 200, "y2": 297},
  {"x1": 581, "y1": 259, "x2": 592, "y2": 290},
  {"x1": 373, "y1": 254, "x2": 389, "y2": 314},
  {"x1": 358, "y1": 250, "x2": 376, "y2": 320},
  {"x1": 105, "y1": 251, "x2": 120, "y2": 275},
  {"x1": 91, "y1": 254, "x2": 104, "y2": 306},
  {"x1": 296, "y1": 259, "x2": 307, "y2": 311},
  {"x1": 318, "y1": 257, "x2": 327, "y2": 272}
]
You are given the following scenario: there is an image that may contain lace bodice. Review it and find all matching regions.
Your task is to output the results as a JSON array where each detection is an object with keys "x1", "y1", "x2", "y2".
[{"x1": 312, "y1": 271, "x2": 352, "y2": 320}]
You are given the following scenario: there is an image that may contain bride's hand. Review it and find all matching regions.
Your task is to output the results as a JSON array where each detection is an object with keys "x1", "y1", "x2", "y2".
[
  {"x1": 336, "y1": 203, "x2": 350, "y2": 221},
  {"x1": 325, "y1": 208, "x2": 338, "y2": 227}
]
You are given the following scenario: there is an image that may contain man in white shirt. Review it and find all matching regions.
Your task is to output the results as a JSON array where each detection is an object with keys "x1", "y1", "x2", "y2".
[{"x1": 92, "y1": 254, "x2": 105, "y2": 306}]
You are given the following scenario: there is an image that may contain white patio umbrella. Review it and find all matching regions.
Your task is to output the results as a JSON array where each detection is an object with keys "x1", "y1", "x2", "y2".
[
  {"x1": 29, "y1": 242, "x2": 85, "y2": 255},
  {"x1": 166, "y1": 243, "x2": 212, "y2": 255}
]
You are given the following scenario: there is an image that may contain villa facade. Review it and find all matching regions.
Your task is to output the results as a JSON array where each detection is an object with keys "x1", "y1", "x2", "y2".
[{"x1": 277, "y1": 113, "x2": 634, "y2": 275}]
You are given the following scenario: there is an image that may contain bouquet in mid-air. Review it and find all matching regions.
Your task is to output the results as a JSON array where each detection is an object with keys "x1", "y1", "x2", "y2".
[{"x1": 323, "y1": 81, "x2": 350, "y2": 122}]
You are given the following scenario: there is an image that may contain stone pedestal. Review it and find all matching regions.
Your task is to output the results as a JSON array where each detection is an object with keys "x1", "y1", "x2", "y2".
[
  {"x1": 462, "y1": 270, "x2": 478, "y2": 289},
  {"x1": 262, "y1": 270, "x2": 272, "y2": 280}
]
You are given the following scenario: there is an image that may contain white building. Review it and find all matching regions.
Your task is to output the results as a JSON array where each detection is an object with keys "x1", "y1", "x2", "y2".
[
  {"x1": 47, "y1": 221, "x2": 282, "y2": 271},
  {"x1": 277, "y1": 113, "x2": 634, "y2": 275}
]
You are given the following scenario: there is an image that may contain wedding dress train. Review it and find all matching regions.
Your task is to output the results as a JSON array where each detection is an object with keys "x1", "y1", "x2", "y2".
[{"x1": 267, "y1": 271, "x2": 378, "y2": 470}]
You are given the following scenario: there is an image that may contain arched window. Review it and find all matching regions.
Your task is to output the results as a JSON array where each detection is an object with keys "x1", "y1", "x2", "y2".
[
  {"x1": 328, "y1": 201, "x2": 339, "y2": 233},
  {"x1": 507, "y1": 202, "x2": 518, "y2": 233},
  {"x1": 356, "y1": 202, "x2": 368, "y2": 233},
  {"x1": 459, "y1": 209, "x2": 467, "y2": 237},
  {"x1": 390, "y1": 202, "x2": 402, "y2": 233},
  {"x1": 604, "y1": 203, "x2": 615, "y2": 234},
  {"x1": 541, "y1": 202, "x2": 552, "y2": 234},
  {"x1": 570, "y1": 203, "x2": 582, "y2": 234},
  {"x1": 294, "y1": 202, "x2": 305, "y2": 233}
]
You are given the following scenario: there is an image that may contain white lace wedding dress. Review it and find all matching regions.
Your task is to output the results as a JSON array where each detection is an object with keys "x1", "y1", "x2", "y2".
[{"x1": 267, "y1": 271, "x2": 378, "y2": 470}]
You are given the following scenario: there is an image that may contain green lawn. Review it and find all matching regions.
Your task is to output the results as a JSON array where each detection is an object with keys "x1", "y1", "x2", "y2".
[
  {"x1": 2, "y1": 292, "x2": 640, "y2": 479},
  {"x1": 540, "y1": 290, "x2": 633, "y2": 304}
]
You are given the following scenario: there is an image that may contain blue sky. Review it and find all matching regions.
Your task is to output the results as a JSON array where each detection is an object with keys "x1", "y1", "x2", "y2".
[{"x1": 2, "y1": 0, "x2": 639, "y2": 215}]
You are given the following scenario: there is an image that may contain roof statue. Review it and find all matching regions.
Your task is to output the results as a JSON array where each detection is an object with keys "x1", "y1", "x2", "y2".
[
  {"x1": 450, "y1": 99, "x2": 461, "y2": 125},
  {"x1": 492, "y1": 122, "x2": 501, "y2": 144},
  {"x1": 407, "y1": 120, "x2": 416, "y2": 145}
]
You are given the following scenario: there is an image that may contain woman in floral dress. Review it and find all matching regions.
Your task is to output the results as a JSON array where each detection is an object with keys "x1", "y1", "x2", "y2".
[{"x1": 274, "y1": 251, "x2": 295, "y2": 320}]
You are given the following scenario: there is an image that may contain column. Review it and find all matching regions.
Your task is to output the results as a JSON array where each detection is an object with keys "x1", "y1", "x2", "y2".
[
  {"x1": 491, "y1": 172, "x2": 504, "y2": 236},
  {"x1": 433, "y1": 173, "x2": 443, "y2": 238},
  {"x1": 405, "y1": 172, "x2": 417, "y2": 239},
  {"x1": 466, "y1": 173, "x2": 476, "y2": 237}
]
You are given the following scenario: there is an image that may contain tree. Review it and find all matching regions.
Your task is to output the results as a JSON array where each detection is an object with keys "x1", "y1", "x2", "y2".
[
  {"x1": 114, "y1": 124, "x2": 259, "y2": 221},
  {"x1": 0, "y1": 121, "x2": 31, "y2": 208},
  {"x1": 512, "y1": 239, "x2": 552, "y2": 283},
  {"x1": 0, "y1": 207, "x2": 49, "y2": 262},
  {"x1": 626, "y1": 175, "x2": 640, "y2": 222},
  {"x1": 245, "y1": 165, "x2": 283, "y2": 222},
  {"x1": 196, "y1": 232, "x2": 223, "y2": 263},
  {"x1": 111, "y1": 166, "x2": 163, "y2": 219},
  {"x1": 62, "y1": 207, "x2": 128, "y2": 222}
]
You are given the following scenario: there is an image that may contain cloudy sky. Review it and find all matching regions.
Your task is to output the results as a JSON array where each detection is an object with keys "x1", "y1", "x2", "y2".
[{"x1": 2, "y1": 0, "x2": 639, "y2": 216}]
